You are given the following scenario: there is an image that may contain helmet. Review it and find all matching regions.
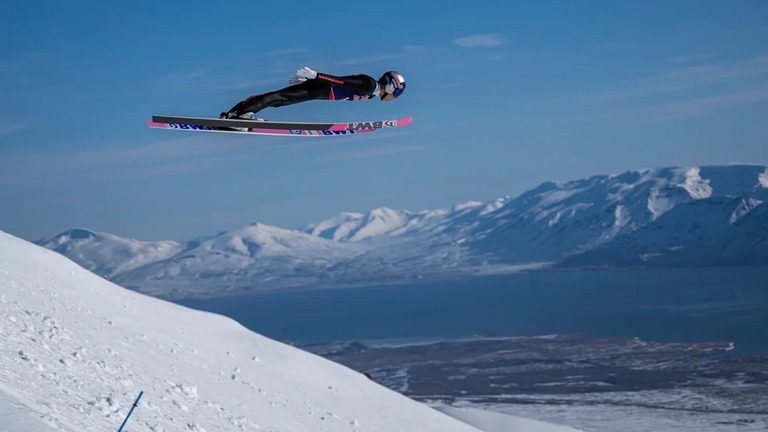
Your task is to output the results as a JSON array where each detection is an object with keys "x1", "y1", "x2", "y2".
[{"x1": 380, "y1": 71, "x2": 406, "y2": 98}]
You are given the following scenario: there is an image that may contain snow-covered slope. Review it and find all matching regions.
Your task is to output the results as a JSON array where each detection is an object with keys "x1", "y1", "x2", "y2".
[
  {"x1": 36, "y1": 228, "x2": 183, "y2": 278},
  {"x1": 559, "y1": 197, "x2": 767, "y2": 267},
  {"x1": 0, "y1": 230, "x2": 581, "y2": 432},
  {"x1": 37, "y1": 164, "x2": 768, "y2": 298},
  {"x1": 0, "y1": 389, "x2": 58, "y2": 432},
  {"x1": 110, "y1": 223, "x2": 370, "y2": 297},
  {"x1": 557, "y1": 166, "x2": 768, "y2": 267},
  {"x1": 301, "y1": 208, "x2": 416, "y2": 242},
  {"x1": 300, "y1": 204, "x2": 486, "y2": 243},
  {"x1": 436, "y1": 406, "x2": 582, "y2": 432},
  {"x1": 461, "y1": 165, "x2": 768, "y2": 263}
]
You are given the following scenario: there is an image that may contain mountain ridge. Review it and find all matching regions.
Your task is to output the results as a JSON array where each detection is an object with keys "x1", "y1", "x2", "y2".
[{"x1": 35, "y1": 164, "x2": 768, "y2": 298}]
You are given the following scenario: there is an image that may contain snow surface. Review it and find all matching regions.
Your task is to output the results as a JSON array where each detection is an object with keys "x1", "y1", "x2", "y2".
[
  {"x1": 435, "y1": 406, "x2": 581, "y2": 432},
  {"x1": 346, "y1": 207, "x2": 412, "y2": 242},
  {"x1": 680, "y1": 167, "x2": 713, "y2": 199},
  {"x1": 471, "y1": 400, "x2": 768, "y2": 432},
  {"x1": 36, "y1": 228, "x2": 182, "y2": 278},
  {"x1": 0, "y1": 230, "x2": 580, "y2": 432},
  {"x1": 302, "y1": 207, "x2": 436, "y2": 242},
  {"x1": 302, "y1": 212, "x2": 364, "y2": 241},
  {"x1": 760, "y1": 168, "x2": 768, "y2": 188},
  {"x1": 0, "y1": 389, "x2": 57, "y2": 431},
  {"x1": 729, "y1": 197, "x2": 763, "y2": 224},
  {"x1": 479, "y1": 197, "x2": 508, "y2": 216}
]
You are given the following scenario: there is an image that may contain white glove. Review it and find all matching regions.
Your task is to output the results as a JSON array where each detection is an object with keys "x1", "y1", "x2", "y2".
[
  {"x1": 295, "y1": 66, "x2": 317, "y2": 80},
  {"x1": 288, "y1": 76, "x2": 306, "y2": 85},
  {"x1": 385, "y1": 82, "x2": 396, "y2": 94}
]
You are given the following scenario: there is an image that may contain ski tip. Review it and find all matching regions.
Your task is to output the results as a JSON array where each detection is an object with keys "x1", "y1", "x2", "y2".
[{"x1": 327, "y1": 116, "x2": 413, "y2": 132}]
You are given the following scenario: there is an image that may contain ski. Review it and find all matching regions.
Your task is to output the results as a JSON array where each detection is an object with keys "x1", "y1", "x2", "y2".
[
  {"x1": 147, "y1": 115, "x2": 412, "y2": 137},
  {"x1": 146, "y1": 121, "x2": 370, "y2": 136},
  {"x1": 152, "y1": 115, "x2": 334, "y2": 130}
]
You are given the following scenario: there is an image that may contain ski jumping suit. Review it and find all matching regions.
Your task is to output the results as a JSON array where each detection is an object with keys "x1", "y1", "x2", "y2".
[{"x1": 227, "y1": 72, "x2": 380, "y2": 117}]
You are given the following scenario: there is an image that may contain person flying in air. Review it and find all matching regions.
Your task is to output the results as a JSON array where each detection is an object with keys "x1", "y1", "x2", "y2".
[{"x1": 220, "y1": 67, "x2": 406, "y2": 120}]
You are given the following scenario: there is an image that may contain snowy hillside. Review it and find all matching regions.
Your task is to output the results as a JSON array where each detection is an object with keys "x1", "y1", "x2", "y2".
[
  {"x1": 306, "y1": 165, "x2": 768, "y2": 267},
  {"x1": 459, "y1": 165, "x2": 768, "y2": 263},
  {"x1": 36, "y1": 228, "x2": 182, "y2": 278},
  {"x1": 301, "y1": 208, "x2": 415, "y2": 242},
  {"x1": 109, "y1": 223, "x2": 370, "y2": 298},
  {"x1": 36, "y1": 164, "x2": 768, "y2": 298},
  {"x1": 559, "y1": 196, "x2": 768, "y2": 267},
  {"x1": 0, "y1": 230, "x2": 582, "y2": 432}
]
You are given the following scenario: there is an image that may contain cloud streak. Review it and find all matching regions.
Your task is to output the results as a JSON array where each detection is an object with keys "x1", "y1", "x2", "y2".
[
  {"x1": 325, "y1": 144, "x2": 424, "y2": 161},
  {"x1": 665, "y1": 53, "x2": 718, "y2": 64},
  {"x1": 545, "y1": 54, "x2": 768, "y2": 126},
  {"x1": 261, "y1": 48, "x2": 310, "y2": 57},
  {"x1": 636, "y1": 86, "x2": 768, "y2": 122},
  {"x1": 0, "y1": 134, "x2": 278, "y2": 187},
  {"x1": 0, "y1": 119, "x2": 26, "y2": 135},
  {"x1": 214, "y1": 78, "x2": 286, "y2": 90},
  {"x1": 560, "y1": 85, "x2": 768, "y2": 126},
  {"x1": 320, "y1": 129, "x2": 422, "y2": 160},
  {"x1": 595, "y1": 55, "x2": 768, "y2": 100},
  {"x1": 336, "y1": 54, "x2": 400, "y2": 66},
  {"x1": 156, "y1": 67, "x2": 216, "y2": 84},
  {"x1": 452, "y1": 34, "x2": 503, "y2": 48}
]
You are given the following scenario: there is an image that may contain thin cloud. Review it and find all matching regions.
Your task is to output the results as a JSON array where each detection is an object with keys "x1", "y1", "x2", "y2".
[
  {"x1": 632, "y1": 55, "x2": 768, "y2": 86},
  {"x1": 336, "y1": 54, "x2": 400, "y2": 66},
  {"x1": 0, "y1": 61, "x2": 17, "y2": 74},
  {"x1": 326, "y1": 144, "x2": 424, "y2": 161},
  {"x1": 0, "y1": 119, "x2": 26, "y2": 135},
  {"x1": 261, "y1": 48, "x2": 310, "y2": 57},
  {"x1": 638, "y1": 87, "x2": 768, "y2": 122},
  {"x1": 0, "y1": 51, "x2": 48, "y2": 75},
  {"x1": 589, "y1": 55, "x2": 768, "y2": 101},
  {"x1": 563, "y1": 86, "x2": 768, "y2": 126},
  {"x1": 453, "y1": 34, "x2": 503, "y2": 48},
  {"x1": 215, "y1": 77, "x2": 285, "y2": 90},
  {"x1": 157, "y1": 68, "x2": 214, "y2": 83},
  {"x1": 666, "y1": 53, "x2": 718, "y2": 64},
  {"x1": 0, "y1": 134, "x2": 279, "y2": 187},
  {"x1": 2, "y1": 127, "x2": 400, "y2": 186},
  {"x1": 153, "y1": 66, "x2": 222, "y2": 90},
  {"x1": 544, "y1": 55, "x2": 768, "y2": 126}
]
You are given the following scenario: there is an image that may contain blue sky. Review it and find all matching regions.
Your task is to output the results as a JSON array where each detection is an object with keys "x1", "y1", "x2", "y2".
[{"x1": 1, "y1": 0, "x2": 767, "y2": 241}]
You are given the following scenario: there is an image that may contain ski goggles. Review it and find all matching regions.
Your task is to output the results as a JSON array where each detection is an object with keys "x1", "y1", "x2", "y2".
[
  {"x1": 384, "y1": 74, "x2": 406, "y2": 98},
  {"x1": 392, "y1": 81, "x2": 406, "y2": 98}
]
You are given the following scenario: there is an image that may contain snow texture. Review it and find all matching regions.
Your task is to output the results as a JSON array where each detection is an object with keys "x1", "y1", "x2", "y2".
[{"x1": 0, "y1": 230, "x2": 580, "y2": 432}]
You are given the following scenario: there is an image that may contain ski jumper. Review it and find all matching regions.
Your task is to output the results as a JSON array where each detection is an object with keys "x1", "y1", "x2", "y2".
[{"x1": 228, "y1": 73, "x2": 379, "y2": 117}]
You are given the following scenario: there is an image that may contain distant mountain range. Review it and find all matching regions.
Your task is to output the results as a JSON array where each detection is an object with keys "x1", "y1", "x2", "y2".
[{"x1": 37, "y1": 164, "x2": 768, "y2": 299}]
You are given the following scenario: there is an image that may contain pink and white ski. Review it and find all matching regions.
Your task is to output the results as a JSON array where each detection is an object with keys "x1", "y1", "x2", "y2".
[{"x1": 147, "y1": 115, "x2": 412, "y2": 137}]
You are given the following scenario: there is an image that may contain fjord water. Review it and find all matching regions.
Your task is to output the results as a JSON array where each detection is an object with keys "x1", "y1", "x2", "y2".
[{"x1": 177, "y1": 267, "x2": 768, "y2": 355}]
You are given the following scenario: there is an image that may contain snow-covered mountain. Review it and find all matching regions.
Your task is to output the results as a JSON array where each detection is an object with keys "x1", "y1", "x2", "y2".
[
  {"x1": 0, "y1": 230, "x2": 581, "y2": 432},
  {"x1": 35, "y1": 164, "x2": 768, "y2": 298},
  {"x1": 111, "y1": 223, "x2": 370, "y2": 298},
  {"x1": 36, "y1": 228, "x2": 183, "y2": 278}
]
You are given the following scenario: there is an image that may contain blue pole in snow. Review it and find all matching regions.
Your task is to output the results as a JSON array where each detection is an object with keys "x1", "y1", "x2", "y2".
[{"x1": 117, "y1": 391, "x2": 143, "y2": 432}]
